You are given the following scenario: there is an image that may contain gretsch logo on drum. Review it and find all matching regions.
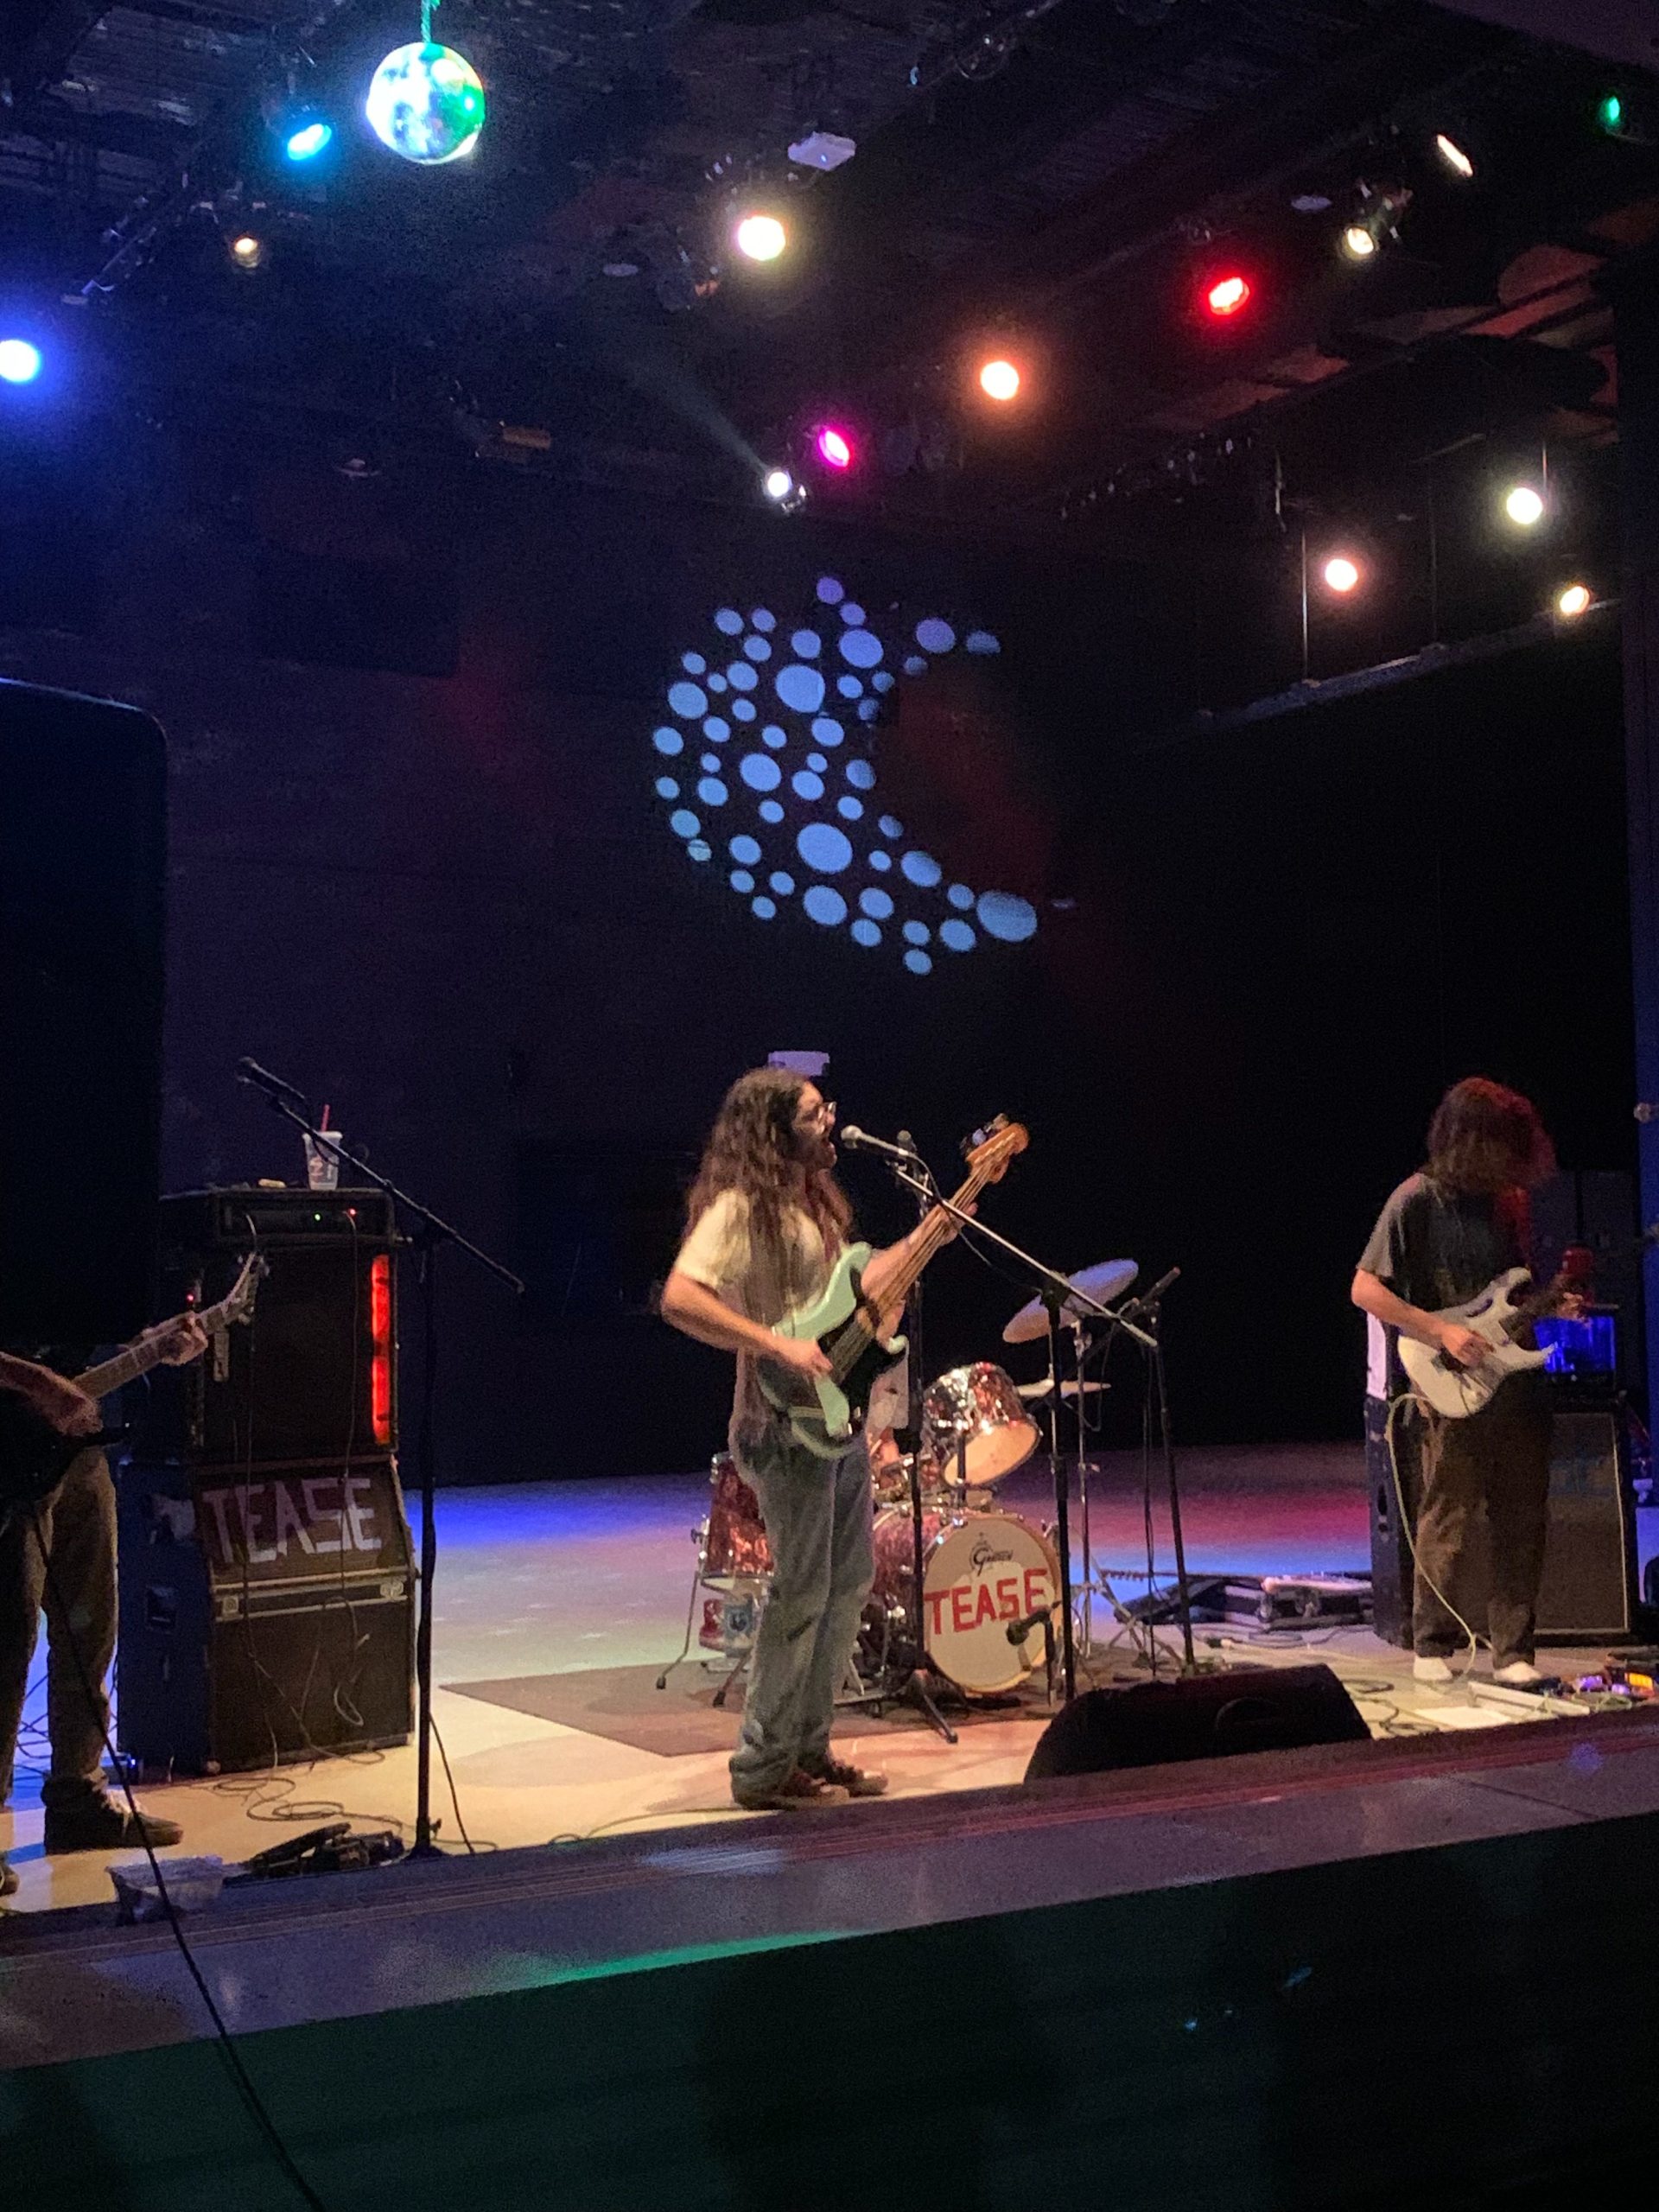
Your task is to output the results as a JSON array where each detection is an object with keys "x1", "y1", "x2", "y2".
[{"x1": 969, "y1": 1536, "x2": 1014, "y2": 1573}]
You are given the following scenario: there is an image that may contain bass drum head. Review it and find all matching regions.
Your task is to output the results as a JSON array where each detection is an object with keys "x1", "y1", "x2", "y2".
[{"x1": 922, "y1": 1511, "x2": 1058, "y2": 1694}]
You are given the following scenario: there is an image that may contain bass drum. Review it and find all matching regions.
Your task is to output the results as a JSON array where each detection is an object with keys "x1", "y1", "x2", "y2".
[{"x1": 864, "y1": 1507, "x2": 1059, "y2": 1696}]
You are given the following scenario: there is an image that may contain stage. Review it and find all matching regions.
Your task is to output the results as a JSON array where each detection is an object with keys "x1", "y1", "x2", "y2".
[
  {"x1": 0, "y1": 1441, "x2": 1636, "y2": 1912},
  {"x1": 6, "y1": 1442, "x2": 1659, "y2": 2208}
]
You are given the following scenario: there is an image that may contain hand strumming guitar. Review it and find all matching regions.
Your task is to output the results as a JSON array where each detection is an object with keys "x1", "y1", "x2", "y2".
[
  {"x1": 0, "y1": 1356, "x2": 100, "y2": 1438},
  {"x1": 767, "y1": 1333, "x2": 833, "y2": 1379}
]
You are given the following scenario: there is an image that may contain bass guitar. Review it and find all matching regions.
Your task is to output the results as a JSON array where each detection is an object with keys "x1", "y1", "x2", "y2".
[
  {"x1": 758, "y1": 1116, "x2": 1027, "y2": 1457},
  {"x1": 0, "y1": 1253, "x2": 267, "y2": 1516}
]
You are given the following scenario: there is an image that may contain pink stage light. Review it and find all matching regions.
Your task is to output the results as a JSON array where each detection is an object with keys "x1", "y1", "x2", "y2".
[{"x1": 815, "y1": 424, "x2": 854, "y2": 469}]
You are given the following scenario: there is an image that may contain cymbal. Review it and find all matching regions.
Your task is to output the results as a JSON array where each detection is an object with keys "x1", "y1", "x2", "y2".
[
  {"x1": 1014, "y1": 1376, "x2": 1111, "y2": 1402},
  {"x1": 1002, "y1": 1259, "x2": 1139, "y2": 1345}
]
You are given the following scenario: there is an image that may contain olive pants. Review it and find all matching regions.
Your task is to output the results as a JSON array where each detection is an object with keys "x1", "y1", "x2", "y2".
[{"x1": 1414, "y1": 1384, "x2": 1552, "y2": 1670}]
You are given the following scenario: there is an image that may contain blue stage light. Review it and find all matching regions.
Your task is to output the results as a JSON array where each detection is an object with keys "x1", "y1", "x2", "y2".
[
  {"x1": 284, "y1": 115, "x2": 334, "y2": 162},
  {"x1": 0, "y1": 339, "x2": 42, "y2": 385}
]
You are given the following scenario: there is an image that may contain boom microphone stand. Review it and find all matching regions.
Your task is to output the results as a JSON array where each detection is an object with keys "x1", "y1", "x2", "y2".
[{"x1": 235, "y1": 1059, "x2": 524, "y2": 1857}]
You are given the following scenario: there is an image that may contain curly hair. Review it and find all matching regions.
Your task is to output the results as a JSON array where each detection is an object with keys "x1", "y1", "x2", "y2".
[
  {"x1": 1425, "y1": 1077, "x2": 1555, "y2": 1198},
  {"x1": 685, "y1": 1066, "x2": 852, "y2": 1255}
]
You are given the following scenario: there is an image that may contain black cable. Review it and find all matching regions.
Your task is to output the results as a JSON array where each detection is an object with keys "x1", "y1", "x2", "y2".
[{"x1": 25, "y1": 1490, "x2": 329, "y2": 2212}]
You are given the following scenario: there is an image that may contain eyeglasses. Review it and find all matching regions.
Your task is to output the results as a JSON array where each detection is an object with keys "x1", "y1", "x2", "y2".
[{"x1": 797, "y1": 1098, "x2": 837, "y2": 1127}]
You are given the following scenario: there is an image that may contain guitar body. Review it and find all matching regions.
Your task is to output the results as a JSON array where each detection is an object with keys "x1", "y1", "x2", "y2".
[
  {"x1": 757, "y1": 1243, "x2": 908, "y2": 1458},
  {"x1": 1397, "y1": 1268, "x2": 1550, "y2": 1418},
  {"x1": 0, "y1": 1395, "x2": 117, "y2": 1520}
]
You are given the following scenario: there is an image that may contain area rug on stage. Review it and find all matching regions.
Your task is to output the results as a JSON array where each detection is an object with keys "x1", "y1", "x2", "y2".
[{"x1": 441, "y1": 1663, "x2": 1045, "y2": 1757}]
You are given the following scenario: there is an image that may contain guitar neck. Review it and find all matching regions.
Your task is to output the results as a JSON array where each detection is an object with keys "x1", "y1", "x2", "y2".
[
  {"x1": 74, "y1": 1294, "x2": 233, "y2": 1401},
  {"x1": 884, "y1": 1163, "x2": 993, "y2": 1308}
]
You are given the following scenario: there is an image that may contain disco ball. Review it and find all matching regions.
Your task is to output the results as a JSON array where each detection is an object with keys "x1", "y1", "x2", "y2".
[{"x1": 365, "y1": 41, "x2": 486, "y2": 166}]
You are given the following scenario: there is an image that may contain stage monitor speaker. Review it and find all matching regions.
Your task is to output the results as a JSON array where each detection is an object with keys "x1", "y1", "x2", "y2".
[
  {"x1": 1536, "y1": 1408, "x2": 1640, "y2": 1642},
  {"x1": 118, "y1": 1454, "x2": 414, "y2": 1773},
  {"x1": 1368, "y1": 1401, "x2": 1642, "y2": 1648},
  {"x1": 0, "y1": 681, "x2": 166, "y2": 1349},
  {"x1": 1023, "y1": 1663, "x2": 1370, "y2": 1783},
  {"x1": 1367, "y1": 1393, "x2": 1417, "y2": 1649},
  {"x1": 134, "y1": 1187, "x2": 399, "y2": 1465}
]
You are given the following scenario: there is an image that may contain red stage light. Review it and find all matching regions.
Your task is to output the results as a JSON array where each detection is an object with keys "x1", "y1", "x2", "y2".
[
  {"x1": 1205, "y1": 273, "x2": 1251, "y2": 319},
  {"x1": 815, "y1": 424, "x2": 854, "y2": 469}
]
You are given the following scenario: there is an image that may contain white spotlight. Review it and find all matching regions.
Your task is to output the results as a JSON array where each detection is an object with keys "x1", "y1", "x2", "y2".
[
  {"x1": 1504, "y1": 485, "x2": 1545, "y2": 528},
  {"x1": 763, "y1": 467, "x2": 795, "y2": 501},
  {"x1": 1434, "y1": 133, "x2": 1475, "y2": 180},
  {"x1": 1341, "y1": 223, "x2": 1377, "y2": 261},
  {"x1": 734, "y1": 214, "x2": 787, "y2": 264},
  {"x1": 1556, "y1": 582, "x2": 1592, "y2": 618}
]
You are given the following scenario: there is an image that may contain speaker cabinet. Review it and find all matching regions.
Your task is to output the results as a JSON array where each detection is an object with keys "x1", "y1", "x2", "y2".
[
  {"x1": 0, "y1": 681, "x2": 166, "y2": 1348},
  {"x1": 134, "y1": 1187, "x2": 399, "y2": 1464},
  {"x1": 1024, "y1": 1663, "x2": 1370, "y2": 1782},
  {"x1": 1368, "y1": 1398, "x2": 1643, "y2": 1649},
  {"x1": 1536, "y1": 1408, "x2": 1639, "y2": 1641},
  {"x1": 118, "y1": 1455, "x2": 414, "y2": 1773},
  {"x1": 1367, "y1": 1393, "x2": 1417, "y2": 1649}
]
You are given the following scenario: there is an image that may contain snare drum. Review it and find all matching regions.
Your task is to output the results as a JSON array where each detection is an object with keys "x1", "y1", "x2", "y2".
[
  {"x1": 702, "y1": 1454, "x2": 772, "y2": 1587},
  {"x1": 921, "y1": 1363, "x2": 1039, "y2": 1487},
  {"x1": 865, "y1": 1506, "x2": 1059, "y2": 1695}
]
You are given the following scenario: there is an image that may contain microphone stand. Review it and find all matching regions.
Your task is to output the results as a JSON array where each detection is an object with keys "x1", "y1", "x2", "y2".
[
  {"x1": 893, "y1": 1172, "x2": 1197, "y2": 1694},
  {"x1": 236, "y1": 1065, "x2": 524, "y2": 1857},
  {"x1": 838, "y1": 1136, "x2": 958, "y2": 1742}
]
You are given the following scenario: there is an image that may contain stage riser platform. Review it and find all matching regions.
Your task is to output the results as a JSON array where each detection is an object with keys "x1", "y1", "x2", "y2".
[{"x1": 5, "y1": 1807, "x2": 1652, "y2": 2212}]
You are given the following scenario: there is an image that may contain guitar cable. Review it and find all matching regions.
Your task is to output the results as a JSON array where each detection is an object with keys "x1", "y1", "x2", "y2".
[
  {"x1": 22, "y1": 1490, "x2": 331, "y2": 2212},
  {"x1": 1382, "y1": 1389, "x2": 1483, "y2": 1682}
]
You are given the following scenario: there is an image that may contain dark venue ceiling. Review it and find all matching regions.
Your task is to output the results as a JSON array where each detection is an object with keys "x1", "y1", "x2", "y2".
[{"x1": 1, "y1": 0, "x2": 1656, "y2": 543}]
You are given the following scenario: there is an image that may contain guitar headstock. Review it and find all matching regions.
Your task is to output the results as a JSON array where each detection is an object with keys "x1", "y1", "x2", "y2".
[
  {"x1": 961, "y1": 1115, "x2": 1029, "y2": 1185},
  {"x1": 219, "y1": 1251, "x2": 270, "y2": 1327}
]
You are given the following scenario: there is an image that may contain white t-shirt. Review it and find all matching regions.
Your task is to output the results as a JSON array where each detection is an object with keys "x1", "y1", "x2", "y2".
[{"x1": 675, "y1": 1190, "x2": 837, "y2": 1438}]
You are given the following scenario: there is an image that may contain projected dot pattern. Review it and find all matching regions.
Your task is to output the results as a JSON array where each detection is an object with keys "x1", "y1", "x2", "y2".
[{"x1": 650, "y1": 576, "x2": 1038, "y2": 969}]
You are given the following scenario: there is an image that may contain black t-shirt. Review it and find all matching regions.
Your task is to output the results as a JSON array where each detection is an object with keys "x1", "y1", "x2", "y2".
[
  {"x1": 1358, "y1": 1173, "x2": 1524, "y2": 1314},
  {"x1": 1358, "y1": 1173, "x2": 1534, "y2": 1401}
]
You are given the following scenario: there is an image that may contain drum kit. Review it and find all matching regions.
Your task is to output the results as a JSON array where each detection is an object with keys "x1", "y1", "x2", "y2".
[{"x1": 658, "y1": 1252, "x2": 1173, "y2": 1719}]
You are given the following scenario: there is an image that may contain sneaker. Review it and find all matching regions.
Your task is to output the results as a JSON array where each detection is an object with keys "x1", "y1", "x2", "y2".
[
  {"x1": 0, "y1": 1858, "x2": 16, "y2": 1898},
  {"x1": 1493, "y1": 1660, "x2": 1546, "y2": 1688},
  {"x1": 43, "y1": 1793, "x2": 183, "y2": 1856},
  {"x1": 804, "y1": 1753, "x2": 888, "y2": 1799},
  {"x1": 1412, "y1": 1655, "x2": 1455, "y2": 1684},
  {"x1": 732, "y1": 1767, "x2": 850, "y2": 1812}
]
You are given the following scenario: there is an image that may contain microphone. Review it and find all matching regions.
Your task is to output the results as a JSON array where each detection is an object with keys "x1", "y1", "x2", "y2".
[
  {"x1": 236, "y1": 1057, "x2": 308, "y2": 1104},
  {"x1": 1119, "y1": 1265, "x2": 1181, "y2": 1319},
  {"x1": 1007, "y1": 1606, "x2": 1052, "y2": 1646},
  {"x1": 1637, "y1": 1103, "x2": 1659, "y2": 1123},
  {"x1": 839, "y1": 1126, "x2": 917, "y2": 1161}
]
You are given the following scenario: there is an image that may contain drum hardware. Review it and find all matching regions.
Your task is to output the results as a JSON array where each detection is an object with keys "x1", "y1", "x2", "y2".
[
  {"x1": 656, "y1": 1455, "x2": 772, "y2": 1702},
  {"x1": 1002, "y1": 1260, "x2": 1139, "y2": 1345},
  {"x1": 921, "y1": 1363, "x2": 1039, "y2": 1490},
  {"x1": 889, "y1": 1150, "x2": 1187, "y2": 1700}
]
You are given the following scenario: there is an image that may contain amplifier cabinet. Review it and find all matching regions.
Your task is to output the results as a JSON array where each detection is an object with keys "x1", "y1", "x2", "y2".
[
  {"x1": 1367, "y1": 1399, "x2": 1643, "y2": 1649},
  {"x1": 1535, "y1": 1408, "x2": 1640, "y2": 1643},
  {"x1": 117, "y1": 1454, "x2": 413, "y2": 1774},
  {"x1": 134, "y1": 1187, "x2": 398, "y2": 1464}
]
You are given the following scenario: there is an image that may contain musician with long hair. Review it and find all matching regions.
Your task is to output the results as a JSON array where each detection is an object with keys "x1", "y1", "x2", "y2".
[
  {"x1": 662, "y1": 1066, "x2": 940, "y2": 1810},
  {"x1": 2, "y1": 1321, "x2": 207, "y2": 1896},
  {"x1": 1351, "y1": 1077, "x2": 1565, "y2": 1687}
]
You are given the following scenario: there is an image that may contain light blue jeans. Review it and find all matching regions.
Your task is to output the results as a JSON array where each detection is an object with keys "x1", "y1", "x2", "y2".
[{"x1": 729, "y1": 1420, "x2": 873, "y2": 1800}]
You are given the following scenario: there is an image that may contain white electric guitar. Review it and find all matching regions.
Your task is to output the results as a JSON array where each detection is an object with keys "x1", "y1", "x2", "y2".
[
  {"x1": 757, "y1": 1116, "x2": 1028, "y2": 1457},
  {"x1": 1398, "y1": 1263, "x2": 1582, "y2": 1419}
]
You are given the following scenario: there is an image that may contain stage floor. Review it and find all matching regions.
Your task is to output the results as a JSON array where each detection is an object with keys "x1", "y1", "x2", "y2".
[{"x1": 0, "y1": 1442, "x2": 1622, "y2": 1915}]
